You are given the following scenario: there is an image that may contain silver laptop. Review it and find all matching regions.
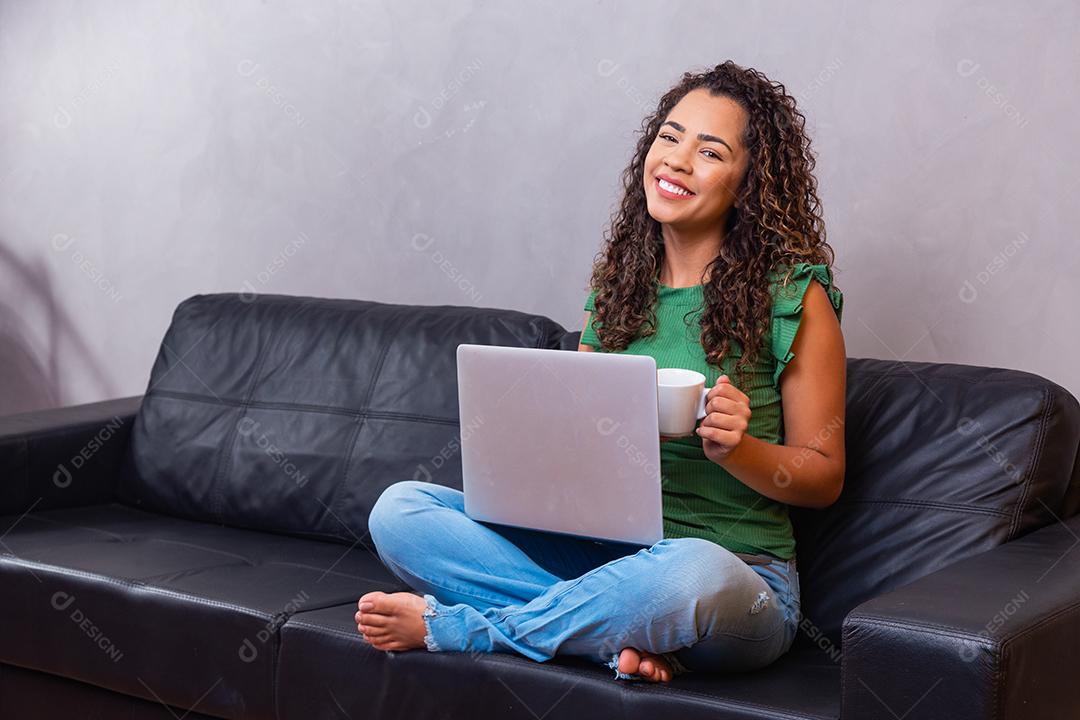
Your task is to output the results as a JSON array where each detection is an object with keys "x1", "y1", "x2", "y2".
[{"x1": 456, "y1": 343, "x2": 663, "y2": 546}]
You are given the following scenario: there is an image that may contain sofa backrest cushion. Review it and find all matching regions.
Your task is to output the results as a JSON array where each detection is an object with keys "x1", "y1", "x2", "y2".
[
  {"x1": 119, "y1": 293, "x2": 568, "y2": 544},
  {"x1": 789, "y1": 357, "x2": 1080, "y2": 651}
]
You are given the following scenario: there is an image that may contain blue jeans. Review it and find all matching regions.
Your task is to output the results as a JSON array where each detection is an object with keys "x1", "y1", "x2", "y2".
[{"x1": 366, "y1": 480, "x2": 801, "y2": 680}]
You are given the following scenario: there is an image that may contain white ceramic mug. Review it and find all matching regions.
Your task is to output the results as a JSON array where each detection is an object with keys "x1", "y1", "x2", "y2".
[{"x1": 657, "y1": 368, "x2": 710, "y2": 437}]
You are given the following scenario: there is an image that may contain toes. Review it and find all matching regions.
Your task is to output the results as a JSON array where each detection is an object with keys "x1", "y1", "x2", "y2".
[
  {"x1": 617, "y1": 647, "x2": 641, "y2": 675},
  {"x1": 354, "y1": 611, "x2": 385, "y2": 628},
  {"x1": 362, "y1": 632, "x2": 392, "y2": 649},
  {"x1": 357, "y1": 592, "x2": 401, "y2": 623},
  {"x1": 362, "y1": 631, "x2": 391, "y2": 644},
  {"x1": 636, "y1": 651, "x2": 674, "y2": 682},
  {"x1": 650, "y1": 660, "x2": 672, "y2": 682},
  {"x1": 375, "y1": 592, "x2": 397, "y2": 611},
  {"x1": 358, "y1": 591, "x2": 385, "y2": 610},
  {"x1": 654, "y1": 661, "x2": 670, "y2": 682},
  {"x1": 357, "y1": 611, "x2": 390, "y2": 627},
  {"x1": 618, "y1": 647, "x2": 678, "y2": 681}
]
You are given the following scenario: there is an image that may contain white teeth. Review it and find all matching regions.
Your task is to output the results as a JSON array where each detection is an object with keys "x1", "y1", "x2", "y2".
[{"x1": 658, "y1": 178, "x2": 692, "y2": 196}]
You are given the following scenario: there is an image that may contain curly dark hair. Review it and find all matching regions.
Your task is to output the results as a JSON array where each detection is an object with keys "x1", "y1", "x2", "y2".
[{"x1": 587, "y1": 60, "x2": 838, "y2": 390}]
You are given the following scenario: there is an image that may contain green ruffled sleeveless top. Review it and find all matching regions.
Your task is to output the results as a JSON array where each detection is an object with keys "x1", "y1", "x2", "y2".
[{"x1": 580, "y1": 262, "x2": 844, "y2": 560}]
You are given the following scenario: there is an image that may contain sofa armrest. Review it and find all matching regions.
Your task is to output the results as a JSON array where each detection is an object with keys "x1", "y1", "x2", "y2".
[
  {"x1": 841, "y1": 511, "x2": 1080, "y2": 720},
  {"x1": 0, "y1": 395, "x2": 143, "y2": 515}
]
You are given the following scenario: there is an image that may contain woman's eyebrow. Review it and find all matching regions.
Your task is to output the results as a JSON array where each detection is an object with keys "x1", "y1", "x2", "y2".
[{"x1": 661, "y1": 120, "x2": 733, "y2": 154}]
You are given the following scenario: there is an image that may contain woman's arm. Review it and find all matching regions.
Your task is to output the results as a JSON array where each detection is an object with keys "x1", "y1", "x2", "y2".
[{"x1": 701, "y1": 280, "x2": 846, "y2": 509}]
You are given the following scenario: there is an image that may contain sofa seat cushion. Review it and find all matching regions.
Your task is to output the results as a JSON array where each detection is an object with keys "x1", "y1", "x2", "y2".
[
  {"x1": 0, "y1": 662, "x2": 222, "y2": 720},
  {"x1": 0, "y1": 502, "x2": 406, "y2": 720},
  {"x1": 278, "y1": 604, "x2": 842, "y2": 720}
]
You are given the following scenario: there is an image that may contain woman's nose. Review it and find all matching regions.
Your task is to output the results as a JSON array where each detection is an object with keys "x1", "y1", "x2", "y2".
[{"x1": 663, "y1": 148, "x2": 693, "y2": 173}]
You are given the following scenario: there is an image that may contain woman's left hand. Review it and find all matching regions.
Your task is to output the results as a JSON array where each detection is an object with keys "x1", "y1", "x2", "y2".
[{"x1": 696, "y1": 374, "x2": 752, "y2": 465}]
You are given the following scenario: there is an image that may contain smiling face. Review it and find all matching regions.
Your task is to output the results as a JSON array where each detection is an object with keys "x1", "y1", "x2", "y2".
[{"x1": 643, "y1": 88, "x2": 751, "y2": 232}]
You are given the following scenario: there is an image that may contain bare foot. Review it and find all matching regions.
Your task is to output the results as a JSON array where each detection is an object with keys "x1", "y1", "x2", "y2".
[
  {"x1": 355, "y1": 591, "x2": 429, "y2": 651},
  {"x1": 618, "y1": 646, "x2": 674, "y2": 682}
]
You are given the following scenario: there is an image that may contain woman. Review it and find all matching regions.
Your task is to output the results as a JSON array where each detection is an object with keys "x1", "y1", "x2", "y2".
[{"x1": 355, "y1": 60, "x2": 846, "y2": 683}]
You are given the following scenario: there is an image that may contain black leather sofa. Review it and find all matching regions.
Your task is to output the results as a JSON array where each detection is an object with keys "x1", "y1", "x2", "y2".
[{"x1": 2, "y1": 292, "x2": 1078, "y2": 720}]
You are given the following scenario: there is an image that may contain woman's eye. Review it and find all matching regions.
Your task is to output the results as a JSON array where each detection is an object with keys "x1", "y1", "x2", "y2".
[{"x1": 658, "y1": 133, "x2": 721, "y2": 160}]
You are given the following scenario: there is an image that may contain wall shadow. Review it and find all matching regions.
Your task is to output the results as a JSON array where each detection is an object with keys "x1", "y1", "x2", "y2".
[{"x1": 0, "y1": 236, "x2": 116, "y2": 416}]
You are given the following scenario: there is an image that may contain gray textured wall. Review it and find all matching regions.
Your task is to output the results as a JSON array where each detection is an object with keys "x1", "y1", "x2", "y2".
[{"x1": 1, "y1": 0, "x2": 1077, "y2": 415}]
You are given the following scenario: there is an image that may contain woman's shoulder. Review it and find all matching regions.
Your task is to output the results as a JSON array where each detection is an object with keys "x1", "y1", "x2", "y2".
[
  {"x1": 766, "y1": 261, "x2": 844, "y2": 389},
  {"x1": 767, "y1": 261, "x2": 843, "y2": 317}
]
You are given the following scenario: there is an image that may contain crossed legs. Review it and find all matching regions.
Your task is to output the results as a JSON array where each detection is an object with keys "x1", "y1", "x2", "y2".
[{"x1": 357, "y1": 480, "x2": 789, "y2": 681}]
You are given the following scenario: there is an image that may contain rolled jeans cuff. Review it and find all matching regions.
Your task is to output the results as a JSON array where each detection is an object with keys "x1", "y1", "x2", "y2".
[{"x1": 421, "y1": 593, "x2": 444, "y2": 652}]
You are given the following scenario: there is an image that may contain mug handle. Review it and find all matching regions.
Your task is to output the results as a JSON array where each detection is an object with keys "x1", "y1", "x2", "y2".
[{"x1": 696, "y1": 386, "x2": 709, "y2": 420}]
